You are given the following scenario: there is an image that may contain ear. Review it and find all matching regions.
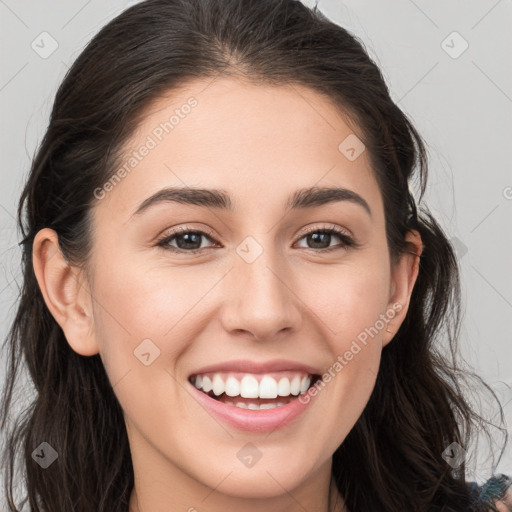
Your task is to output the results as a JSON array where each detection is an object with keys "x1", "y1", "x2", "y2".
[
  {"x1": 32, "y1": 228, "x2": 99, "y2": 356},
  {"x1": 382, "y1": 229, "x2": 423, "y2": 347}
]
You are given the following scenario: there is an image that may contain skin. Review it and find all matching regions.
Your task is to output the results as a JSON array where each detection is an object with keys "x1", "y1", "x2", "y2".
[
  {"x1": 33, "y1": 76, "x2": 422, "y2": 512},
  {"x1": 495, "y1": 489, "x2": 512, "y2": 512}
]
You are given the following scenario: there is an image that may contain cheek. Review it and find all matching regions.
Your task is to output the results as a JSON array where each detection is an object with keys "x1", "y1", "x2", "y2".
[
  {"x1": 298, "y1": 257, "x2": 391, "y2": 420},
  {"x1": 89, "y1": 263, "x2": 198, "y2": 439},
  {"x1": 88, "y1": 261, "x2": 196, "y2": 392},
  {"x1": 90, "y1": 254, "x2": 215, "y2": 348},
  {"x1": 297, "y1": 257, "x2": 392, "y2": 347}
]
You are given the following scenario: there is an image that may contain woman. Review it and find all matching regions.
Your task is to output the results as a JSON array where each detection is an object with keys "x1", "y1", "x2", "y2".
[{"x1": 1, "y1": 0, "x2": 510, "y2": 510}]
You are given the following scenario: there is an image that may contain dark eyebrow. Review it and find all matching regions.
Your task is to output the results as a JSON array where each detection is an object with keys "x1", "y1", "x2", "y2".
[
  {"x1": 286, "y1": 186, "x2": 371, "y2": 217},
  {"x1": 131, "y1": 186, "x2": 371, "y2": 218},
  {"x1": 132, "y1": 187, "x2": 232, "y2": 217}
]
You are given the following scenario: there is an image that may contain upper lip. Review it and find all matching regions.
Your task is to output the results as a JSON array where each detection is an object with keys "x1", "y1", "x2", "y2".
[{"x1": 189, "y1": 359, "x2": 321, "y2": 377}]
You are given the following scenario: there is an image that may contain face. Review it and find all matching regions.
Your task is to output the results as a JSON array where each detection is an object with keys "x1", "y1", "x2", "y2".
[{"x1": 34, "y1": 76, "x2": 420, "y2": 507}]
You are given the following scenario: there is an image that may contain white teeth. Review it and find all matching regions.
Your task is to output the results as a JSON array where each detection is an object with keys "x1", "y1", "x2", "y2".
[
  {"x1": 212, "y1": 374, "x2": 225, "y2": 396},
  {"x1": 192, "y1": 372, "x2": 313, "y2": 399},
  {"x1": 240, "y1": 375, "x2": 259, "y2": 398},
  {"x1": 259, "y1": 403, "x2": 278, "y2": 409},
  {"x1": 290, "y1": 376, "x2": 301, "y2": 395},
  {"x1": 235, "y1": 401, "x2": 285, "y2": 410},
  {"x1": 224, "y1": 376, "x2": 240, "y2": 397},
  {"x1": 202, "y1": 376, "x2": 212, "y2": 393},
  {"x1": 212, "y1": 398, "x2": 292, "y2": 410},
  {"x1": 259, "y1": 376, "x2": 278, "y2": 399},
  {"x1": 277, "y1": 377, "x2": 291, "y2": 396},
  {"x1": 300, "y1": 376, "x2": 311, "y2": 393}
]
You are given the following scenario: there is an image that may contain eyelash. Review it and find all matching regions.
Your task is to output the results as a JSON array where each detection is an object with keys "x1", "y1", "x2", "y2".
[{"x1": 156, "y1": 225, "x2": 358, "y2": 254}]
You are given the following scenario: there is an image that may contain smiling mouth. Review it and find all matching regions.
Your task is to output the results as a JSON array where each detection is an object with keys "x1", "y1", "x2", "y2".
[{"x1": 188, "y1": 371, "x2": 321, "y2": 410}]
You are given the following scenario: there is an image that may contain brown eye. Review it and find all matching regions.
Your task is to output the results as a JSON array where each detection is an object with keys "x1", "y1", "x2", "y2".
[
  {"x1": 295, "y1": 228, "x2": 356, "y2": 252},
  {"x1": 157, "y1": 228, "x2": 218, "y2": 254}
]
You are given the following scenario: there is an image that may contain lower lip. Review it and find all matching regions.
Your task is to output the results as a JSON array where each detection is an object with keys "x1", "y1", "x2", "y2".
[{"x1": 189, "y1": 383, "x2": 314, "y2": 432}]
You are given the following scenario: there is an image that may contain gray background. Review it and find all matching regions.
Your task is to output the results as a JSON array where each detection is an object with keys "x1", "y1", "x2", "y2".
[{"x1": 1, "y1": 0, "x2": 511, "y2": 503}]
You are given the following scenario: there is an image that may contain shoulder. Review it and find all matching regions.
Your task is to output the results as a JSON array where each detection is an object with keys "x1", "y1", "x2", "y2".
[{"x1": 469, "y1": 474, "x2": 512, "y2": 511}]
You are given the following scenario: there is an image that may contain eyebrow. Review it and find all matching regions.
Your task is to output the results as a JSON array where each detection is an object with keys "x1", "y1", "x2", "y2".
[{"x1": 131, "y1": 186, "x2": 372, "y2": 218}]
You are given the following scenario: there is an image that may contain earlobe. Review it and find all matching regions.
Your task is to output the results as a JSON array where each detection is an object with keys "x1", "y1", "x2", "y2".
[
  {"x1": 382, "y1": 229, "x2": 423, "y2": 346},
  {"x1": 32, "y1": 228, "x2": 99, "y2": 356}
]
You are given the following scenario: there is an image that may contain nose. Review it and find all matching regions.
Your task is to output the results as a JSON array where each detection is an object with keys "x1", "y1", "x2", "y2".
[{"x1": 220, "y1": 242, "x2": 302, "y2": 342}]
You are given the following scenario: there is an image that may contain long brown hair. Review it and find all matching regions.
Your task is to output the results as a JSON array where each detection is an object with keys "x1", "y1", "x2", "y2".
[{"x1": 1, "y1": 0, "x2": 508, "y2": 510}]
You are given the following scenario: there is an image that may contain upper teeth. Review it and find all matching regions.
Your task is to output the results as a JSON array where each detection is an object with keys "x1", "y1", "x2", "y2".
[{"x1": 192, "y1": 373, "x2": 312, "y2": 399}]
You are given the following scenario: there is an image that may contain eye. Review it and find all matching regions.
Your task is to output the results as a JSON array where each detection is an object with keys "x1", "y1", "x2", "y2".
[
  {"x1": 294, "y1": 226, "x2": 357, "y2": 252},
  {"x1": 156, "y1": 227, "x2": 219, "y2": 254}
]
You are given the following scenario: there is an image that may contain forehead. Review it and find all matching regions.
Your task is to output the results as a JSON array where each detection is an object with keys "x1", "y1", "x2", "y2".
[{"x1": 94, "y1": 77, "x2": 382, "y2": 223}]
